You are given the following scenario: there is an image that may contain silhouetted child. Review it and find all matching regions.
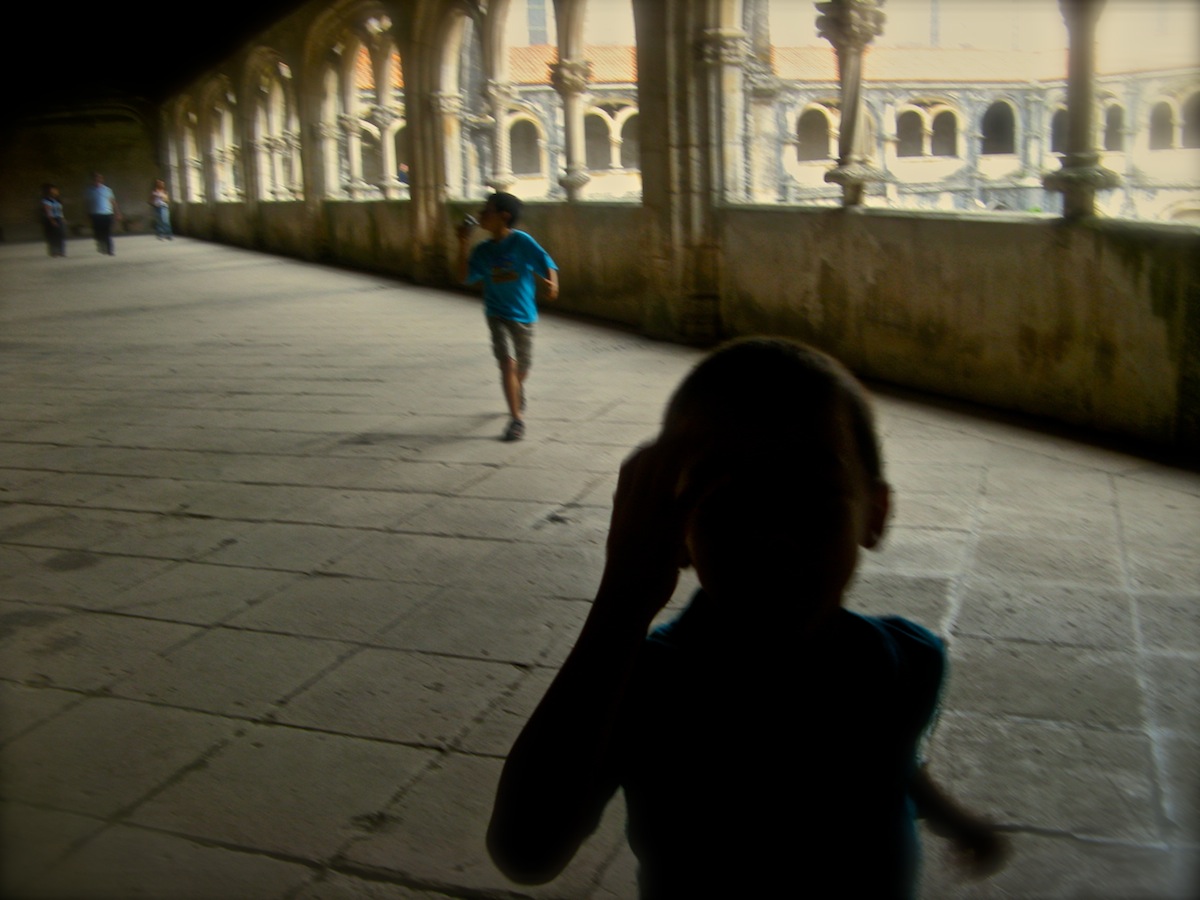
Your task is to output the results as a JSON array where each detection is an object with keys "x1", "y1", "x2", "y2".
[{"x1": 488, "y1": 337, "x2": 1008, "y2": 898}]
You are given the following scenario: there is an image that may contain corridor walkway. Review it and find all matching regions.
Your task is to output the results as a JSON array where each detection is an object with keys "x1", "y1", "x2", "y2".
[{"x1": 1, "y1": 235, "x2": 1196, "y2": 899}]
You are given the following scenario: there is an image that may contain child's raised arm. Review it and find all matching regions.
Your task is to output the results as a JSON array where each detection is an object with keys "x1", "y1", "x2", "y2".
[
  {"x1": 487, "y1": 441, "x2": 687, "y2": 883},
  {"x1": 912, "y1": 766, "x2": 1010, "y2": 878}
]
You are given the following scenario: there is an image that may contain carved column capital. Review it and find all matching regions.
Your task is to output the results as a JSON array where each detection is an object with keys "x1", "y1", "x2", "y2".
[
  {"x1": 430, "y1": 90, "x2": 463, "y2": 117},
  {"x1": 483, "y1": 80, "x2": 517, "y2": 108},
  {"x1": 368, "y1": 106, "x2": 399, "y2": 131},
  {"x1": 696, "y1": 28, "x2": 749, "y2": 67},
  {"x1": 815, "y1": 0, "x2": 887, "y2": 53},
  {"x1": 549, "y1": 59, "x2": 591, "y2": 97}
]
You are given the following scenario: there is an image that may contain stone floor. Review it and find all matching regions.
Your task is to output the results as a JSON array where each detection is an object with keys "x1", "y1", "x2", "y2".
[{"x1": 0, "y1": 235, "x2": 1196, "y2": 899}]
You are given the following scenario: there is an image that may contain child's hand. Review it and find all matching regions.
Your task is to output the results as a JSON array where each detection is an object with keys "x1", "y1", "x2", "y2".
[
  {"x1": 948, "y1": 820, "x2": 1010, "y2": 879},
  {"x1": 539, "y1": 276, "x2": 558, "y2": 302},
  {"x1": 598, "y1": 440, "x2": 688, "y2": 626}
]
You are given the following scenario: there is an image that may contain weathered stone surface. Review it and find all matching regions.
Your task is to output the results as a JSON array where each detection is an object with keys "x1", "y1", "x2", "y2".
[
  {"x1": 1, "y1": 238, "x2": 1196, "y2": 898},
  {"x1": 277, "y1": 648, "x2": 521, "y2": 746},
  {"x1": 0, "y1": 697, "x2": 233, "y2": 817},
  {"x1": 130, "y1": 724, "x2": 435, "y2": 859}
]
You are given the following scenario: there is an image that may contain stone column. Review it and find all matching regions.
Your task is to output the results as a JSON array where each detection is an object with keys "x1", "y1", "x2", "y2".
[
  {"x1": 1043, "y1": 0, "x2": 1120, "y2": 219},
  {"x1": 816, "y1": 0, "x2": 888, "y2": 206},
  {"x1": 484, "y1": 79, "x2": 518, "y2": 193},
  {"x1": 743, "y1": 0, "x2": 779, "y2": 202},
  {"x1": 370, "y1": 106, "x2": 403, "y2": 198},
  {"x1": 432, "y1": 90, "x2": 466, "y2": 198},
  {"x1": 697, "y1": 28, "x2": 750, "y2": 202},
  {"x1": 339, "y1": 113, "x2": 370, "y2": 199},
  {"x1": 550, "y1": 59, "x2": 592, "y2": 200}
]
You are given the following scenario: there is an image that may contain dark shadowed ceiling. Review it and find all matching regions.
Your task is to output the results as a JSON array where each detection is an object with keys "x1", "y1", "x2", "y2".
[{"x1": 9, "y1": 2, "x2": 301, "y2": 118}]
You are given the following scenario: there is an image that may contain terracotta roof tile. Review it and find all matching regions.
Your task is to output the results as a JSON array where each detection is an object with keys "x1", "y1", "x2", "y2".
[{"x1": 509, "y1": 45, "x2": 636, "y2": 85}]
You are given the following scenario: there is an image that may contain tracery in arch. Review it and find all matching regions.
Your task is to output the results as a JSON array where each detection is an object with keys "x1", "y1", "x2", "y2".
[
  {"x1": 172, "y1": 99, "x2": 206, "y2": 203},
  {"x1": 201, "y1": 78, "x2": 242, "y2": 202},
  {"x1": 308, "y1": 4, "x2": 406, "y2": 200},
  {"x1": 248, "y1": 52, "x2": 304, "y2": 201}
]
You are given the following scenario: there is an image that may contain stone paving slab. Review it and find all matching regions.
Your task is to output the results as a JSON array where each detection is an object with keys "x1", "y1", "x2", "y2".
[{"x1": 1, "y1": 237, "x2": 1198, "y2": 898}]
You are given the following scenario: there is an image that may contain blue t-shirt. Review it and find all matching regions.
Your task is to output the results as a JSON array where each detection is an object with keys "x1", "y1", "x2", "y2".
[
  {"x1": 466, "y1": 229, "x2": 557, "y2": 323},
  {"x1": 617, "y1": 592, "x2": 945, "y2": 899},
  {"x1": 87, "y1": 185, "x2": 116, "y2": 215}
]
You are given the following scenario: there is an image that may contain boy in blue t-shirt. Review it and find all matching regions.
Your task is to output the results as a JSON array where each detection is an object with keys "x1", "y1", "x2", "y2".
[
  {"x1": 456, "y1": 192, "x2": 558, "y2": 441},
  {"x1": 487, "y1": 338, "x2": 1008, "y2": 897}
]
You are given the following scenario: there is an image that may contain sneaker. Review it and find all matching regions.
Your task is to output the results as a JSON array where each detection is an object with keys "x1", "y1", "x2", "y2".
[{"x1": 502, "y1": 418, "x2": 525, "y2": 442}]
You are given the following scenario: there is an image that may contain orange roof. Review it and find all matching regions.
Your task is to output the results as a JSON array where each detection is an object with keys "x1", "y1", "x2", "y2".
[
  {"x1": 354, "y1": 46, "x2": 405, "y2": 90},
  {"x1": 509, "y1": 45, "x2": 636, "y2": 85}
]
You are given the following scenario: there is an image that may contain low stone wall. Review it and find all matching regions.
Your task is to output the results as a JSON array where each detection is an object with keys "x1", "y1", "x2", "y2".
[
  {"x1": 718, "y1": 207, "x2": 1200, "y2": 452},
  {"x1": 186, "y1": 198, "x2": 1199, "y2": 452}
]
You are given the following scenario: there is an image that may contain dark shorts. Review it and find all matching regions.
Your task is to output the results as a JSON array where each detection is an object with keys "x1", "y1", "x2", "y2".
[{"x1": 488, "y1": 316, "x2": 534, "y2": 374}]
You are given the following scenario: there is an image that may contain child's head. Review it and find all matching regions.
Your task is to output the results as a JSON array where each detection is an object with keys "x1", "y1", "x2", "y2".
[
  {"x1": 661, "y1": 338, "x2": 889, "y2": 619},
  {"x1": 484, "y1": 192, "x2": 522, "y2": 227}
]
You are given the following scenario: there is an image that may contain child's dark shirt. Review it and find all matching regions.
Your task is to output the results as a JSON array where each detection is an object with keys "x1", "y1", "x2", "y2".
[{"x1": 615, "y1": 589, "x2": 945, "y2": 899}]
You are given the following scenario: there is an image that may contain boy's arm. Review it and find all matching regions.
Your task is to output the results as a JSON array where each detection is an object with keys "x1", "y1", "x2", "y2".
[
  {"x1": 488, "y1": 441, "x2": 686, "y2": 884},
  {"x1": 912, "y1": 766, "x2": 1009, "y2": 878},
  {"x1": 540, "y1": 266, "x2": 559, "y2": 302},
  {"x1": 455, "y1": 229, "x2": 472, "y2": 284}
]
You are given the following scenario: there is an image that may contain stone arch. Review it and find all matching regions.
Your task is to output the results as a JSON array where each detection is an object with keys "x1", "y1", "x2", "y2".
[
  {"x1": 895, "y1": 107, "x2": 926, "y2": 158},
  {"x1": 1103, "y1": 103, "x2": 1125, "y2": 153},
  {"x1": 170, "y1": 97, "x2": 206, "y2": 203},
  {"x1": 619, "y1": 113, "x2": 639, "y2": 169},
  {"x1": 508, "y1": 115, "x2": 544, "y2": 176},
  {"x1": 1181, "y1": 91, "x2": 1200, "y2": 149},
  {"x1": 243, "y1": 48, "x2": 304, "y2": 201},
  {"x1": 1148, "y1": 100, "x2": 1175, "y2": 150},
  {"x1": 438, "y1": 5, "x2": 489, "y2": 199},
  {"x1": 301, "y1": 0, "x2": 404, "y2": 199},
  {"x1": 797, "y1": 106, "x2": 834, "y2": 161},
  {"x1": 198, "y1": 75, "x2": 242, "y2": 202},
  {"x1": 980, "y1": 100, "x2": 1016, "y2": 155},
  {"x1": 584, "y1": 111, "x2": 612, "y2": 170},
  {"x1": 930, "y1": 109, "x2": 958, "y2": 157},
  {"x1": 1050, "y1": 107, "x2": 1068, "y2": 154}
]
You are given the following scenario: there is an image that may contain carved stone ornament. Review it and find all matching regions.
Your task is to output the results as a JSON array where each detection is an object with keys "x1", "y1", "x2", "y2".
[
  {"x1": 483, "y1": 80, "x2": 517, "y2": 108},
  {"x1": 430, "y1": 91, "x2": 464, "y2": 116},
  {"x1": 368, "y1": 106, "x2": 399, "y2": 129},
  {"x1": 697, "y1": 29, "x2": 749, "y2": 67},
  {"x1": 549, "y1": 60, "x2": 591, "y2": 96},
  {"x1": 815, "y1": 0, "x2": 887, "y2": 53}
]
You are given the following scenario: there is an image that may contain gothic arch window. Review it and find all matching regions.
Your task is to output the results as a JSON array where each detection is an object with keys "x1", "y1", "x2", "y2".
[
  {"x1": 1104, "y1": 105, "x2": 1124, "y2": 152},
  {"x1": 251, "y1": 57, "x2": 304, "y2": 201},
  {"x1": 1050, "y1": 108, "x2": 1068, "y2": 154},
  {"x1": 585, "y1": 114, "x2": 612, "y2": 170},
  {"x1": 205, "y1": 87, "x2": 241, "y2": 202},
  {"x1": 896, "y1": 110, "x2": 923, "y2": 157},
  {"x1": 797, "y1": 108, "x2": 832, "y2": 161},
  {"x1": 1182, "y1": 92, "x2": 1200, "y2": 149},
  {"x1": 931, "y1": 111, "x2": 957, "y2": 157},
  {"x1": 179, "y1": 107, "x2": 205, "y2": 202},
  {"x1": 1149, "y1": 102, "x2": 1174, "y2": 150},
  {"x1": 307, "y1": 9, "x2": 405, "y2": 201},
  {"x1": 510, "y1": 119, "x2": 541, "y2": 175},
  {"x1": 980, "y1": 101, "x2": 1015, "y2": 155},
  {"x1": 620, "y1": 114, "x2": 639, "y2": 169},
  {"x1": 442, "y1": 10, "x2": 486, "y2": 200}
]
